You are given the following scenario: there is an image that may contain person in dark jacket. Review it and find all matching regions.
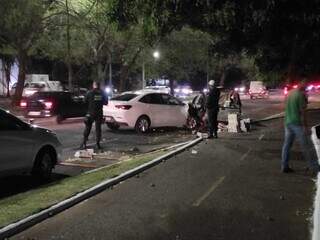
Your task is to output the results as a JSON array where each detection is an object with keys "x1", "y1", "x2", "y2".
[
  {"x1": 229, "y1": 89, "x2": 242, "y2": 113},
  {"x1": 206, "y1": 80, "x2": 220, "y2": 138},
  {"x1": 80, "y1": 81, "x2": 108, "y2": 149}
]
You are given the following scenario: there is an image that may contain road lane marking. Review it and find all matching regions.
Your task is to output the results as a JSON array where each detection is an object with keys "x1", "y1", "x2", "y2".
[
  {"x1": 193, "y1": 176, "x2": 225, "y2": 207},
  {"x1": 240, "y1": 148, "x2": 252, "y2": 161},
  {"x1": 259, "y1": 134, "x2": 264, "y2": 140}
]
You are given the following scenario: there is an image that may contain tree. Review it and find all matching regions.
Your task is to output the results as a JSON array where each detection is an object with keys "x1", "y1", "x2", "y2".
[
  {"x1": 0, "y1": 54, "x2": 15, "y2": 97},
  {"x1": 110, "y1": 0, "x2": 320, "y2": 83},
  {"x1": 0, "y1": 0, "x2": 59, "y2": 104}
]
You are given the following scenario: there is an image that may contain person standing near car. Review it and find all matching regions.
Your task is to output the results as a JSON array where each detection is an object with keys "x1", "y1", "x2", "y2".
[
  {"x1": 281, "y1": 83, "x2": 320, "y2": 173},
  {"x1": 80, "y1": 81, "x2": 108, "y2": 149},
  {"x1": 206, "y1": 80, "x2": 221, "y2": 139}
]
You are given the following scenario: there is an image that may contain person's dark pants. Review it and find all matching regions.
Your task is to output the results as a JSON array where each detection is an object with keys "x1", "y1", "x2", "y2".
[
  {"x1": 83, "y1": 115, "x2": 102, "y2": 145},
  {"x1": 207, "y1": 109, "x2": 219, "y2": 137}
]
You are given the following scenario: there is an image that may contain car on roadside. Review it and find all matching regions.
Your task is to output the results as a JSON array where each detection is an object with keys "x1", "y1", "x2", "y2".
[
  {"x1": 103, "y1": 92, "x2": 188, "y2": 133},
  {"x1": 174, "y1": 85, "x2": 193, "y2": 99},
  {"x1": 249, "y1": 81, "x2": 269, "y2": 99},
  {"x1": 143, "y1": 86, "x2": 171, "y2": 94},
  {"x1": 0, "y1": 108, "x2": 62, "y2": 179},
  {"x1": 20, "y1": 91, "x2": 87, "y2": 124}
]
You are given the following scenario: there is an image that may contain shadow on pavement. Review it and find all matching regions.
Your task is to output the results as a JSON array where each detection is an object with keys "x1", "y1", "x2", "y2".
[{"x1": 0, "y1": 173, "x2": 69, "y2": 199}]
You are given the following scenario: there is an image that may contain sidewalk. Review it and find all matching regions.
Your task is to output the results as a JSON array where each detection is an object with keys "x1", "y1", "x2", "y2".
[{"x1": 10, "y1": 110, "x2": 320, "y2": 240}]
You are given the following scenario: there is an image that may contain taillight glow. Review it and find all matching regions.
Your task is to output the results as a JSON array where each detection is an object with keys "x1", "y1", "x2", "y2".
[
  {"x1": 115, "y1": 105, "x2": 132, "y2": 110},
  {"x1": 293, "y1": 85, "x2": 298, "y2": 89},
  {"x1": 44, "y1": 101, "x2": 53, "y2": 109},
  {"x1": 20, "y1": 100, "x2": 27, "y2": 108}
]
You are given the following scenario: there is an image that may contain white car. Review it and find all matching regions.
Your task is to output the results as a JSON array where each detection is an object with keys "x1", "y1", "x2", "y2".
[
  {"x1": 103, "y1": 92, "x2": 188, "y2": 133},
  {"x1": 0, "y1": 108, "x2": 62, "y2": 179}
]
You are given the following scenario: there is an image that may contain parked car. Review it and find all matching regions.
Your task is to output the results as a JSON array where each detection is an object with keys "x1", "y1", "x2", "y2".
[
  {"x1": 0, "y1": 108, "x2": 62, "y2": 179},
  {"x1": 234, "y1": 86, "x2": 248, "y2": 95},
  {"x1": 143, "y1": 86, "x2": 171, "y2": 94},
  {"x1": 20, "y1": 91, "x2": 87, "y2": 124},
  {"x1": 249, "y1": 81, "x2": 269, "y2": 99},
  {"x1": 103, "y1": 92, "x2": 188, "y2": 133},
  {"x1": 174, "y1": 85, "x2": 193, "y2": 98}
]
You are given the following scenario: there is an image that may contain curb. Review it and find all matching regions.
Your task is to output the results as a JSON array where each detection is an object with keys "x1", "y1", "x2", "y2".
[
  {"x1": 0, "y1": 137, "x2": 203, "y2": 239},
  {"x1": 253, "y1": 107, "x2": 320, "y2": 124}
]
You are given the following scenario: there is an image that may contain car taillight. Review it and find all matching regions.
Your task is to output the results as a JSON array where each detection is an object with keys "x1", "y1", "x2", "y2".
[
  {"x1": 293, "y1": 85, "x2": 298, "y2": 89},
  {"x1": 44, "y1": 101, "x2": 53, "y2": 109},
  {"x1": 20, "y1": 100, "x2": 27, "y2": 108},
  {"x1": 115, "y1": 105, "x2": 132, "y2": 110}
]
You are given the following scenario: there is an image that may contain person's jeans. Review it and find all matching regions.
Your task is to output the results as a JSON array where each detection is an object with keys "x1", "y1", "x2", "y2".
[{"x1": 281, "y1": 124, "x2": 319, "y2": 170}]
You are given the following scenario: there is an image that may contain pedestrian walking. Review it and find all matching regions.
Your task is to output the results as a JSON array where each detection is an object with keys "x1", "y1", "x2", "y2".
[
  {"x1": 206, "y1": 80, "x2": 220, "y2": 139},
  {"x1": 281, "y1": 83, "x2": 320, "y2": 173},
  {"x1": 80, "y1": 81, "x2": 108, "y2": 150}
]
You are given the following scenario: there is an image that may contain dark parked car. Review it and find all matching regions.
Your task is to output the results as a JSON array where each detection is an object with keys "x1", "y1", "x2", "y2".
[{"x1": 21, "y1": 91, "x2": 87, "y2": 123}]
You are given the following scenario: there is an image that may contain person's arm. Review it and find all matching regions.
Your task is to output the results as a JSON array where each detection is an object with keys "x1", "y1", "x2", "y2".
[{"x1": 300, "y1": 93, "x2": 308, "y2": 131}]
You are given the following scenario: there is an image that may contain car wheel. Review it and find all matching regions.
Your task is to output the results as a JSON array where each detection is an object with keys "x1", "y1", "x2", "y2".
[
  {"x1": 106, "y1": 122, "x2": 120, "y2": 131},
  {"x1": 56, "y1": 114, "x2": 64, "y2": 124},
  {"x1": 135, "y1": 116, "x2": 150, "y2": 134},
  {"x1": 32, "y1": 151, "x2": 54, "y2": 180}
]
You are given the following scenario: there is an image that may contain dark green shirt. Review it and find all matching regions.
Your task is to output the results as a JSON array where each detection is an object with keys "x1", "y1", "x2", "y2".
[{"x1": 284, "y1": 89, "x2": 306, "y2": 126}]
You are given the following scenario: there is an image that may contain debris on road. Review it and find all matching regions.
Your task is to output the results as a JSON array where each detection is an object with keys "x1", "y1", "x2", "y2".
[
  {"x1": 228, "y1": 113, "x2": 241, "y2": 133},
  {"x1": 191, "y1": 149, "x2": 198, "y2": 154},
  {"x1": 74, "y1": 149, "x2": 95, "y2": 158},
  {"x1": 240, "y1": 118, "x2": 251, "y2": 132}
]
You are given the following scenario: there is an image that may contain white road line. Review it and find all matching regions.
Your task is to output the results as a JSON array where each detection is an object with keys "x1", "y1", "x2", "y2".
[
  {"x1": 193, "y1": 176, "x2": 225, "y2": 207},
  {"x1": 259, "y1": 134, "x2": 264, "y2": 141},
  {"x1": 240, "y1": 148, "x2": 252, "y2": 161}
]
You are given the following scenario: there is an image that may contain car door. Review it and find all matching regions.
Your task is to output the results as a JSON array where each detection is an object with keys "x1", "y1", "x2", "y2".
[
  {"x1": 70, "y1": 93, "x2": 87, "y2": 117},
  {"x1": 161, "y1": 94, "x2": 187, "y2": 127},
  {"x1": 140, "y1": 93, "x2": 166, "y2": 127},
  {"x1": 0, "y1": 111, "x2": 35, "y2": 174}
]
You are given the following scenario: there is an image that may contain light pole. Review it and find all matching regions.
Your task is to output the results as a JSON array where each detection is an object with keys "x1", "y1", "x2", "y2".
[{"x1": 142, "y1": 50, "x2": 160, "y2": 89}]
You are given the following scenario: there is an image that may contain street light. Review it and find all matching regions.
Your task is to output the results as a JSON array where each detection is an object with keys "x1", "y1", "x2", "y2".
[
  {"x1": 142, "y1": 50, "x2": 160, "y2": 89},
  {"x1": 153, "y1": 51, "x2": 160, "y2": 59}
]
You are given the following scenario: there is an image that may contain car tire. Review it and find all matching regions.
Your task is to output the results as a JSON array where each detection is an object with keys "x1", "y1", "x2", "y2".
[
  {"x1": 135, "y1": 116, "x2": 150, "y2": 134},
  {"x1": 32, "y1": 150, "x2": 54, "y2": 180},
  {"x1": 106, "y1": 122, "x2": 120, "y2": 131},
  {"x1": 56, "y1": 114, "x2": 64, "y2": 124}
]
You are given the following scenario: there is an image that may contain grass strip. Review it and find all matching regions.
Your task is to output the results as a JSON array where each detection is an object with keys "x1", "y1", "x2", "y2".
[{"x1": 0, "y1": 150, "x2": 167, "y2": 228}]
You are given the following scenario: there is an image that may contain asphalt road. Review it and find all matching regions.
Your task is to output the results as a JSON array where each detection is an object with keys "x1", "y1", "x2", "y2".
[
  {"x1": 11, "y1": 108, "x2": 320, "y2": 240},
  {"x1": 1, "y1": 91, "x2": 318, "y2": 199}
]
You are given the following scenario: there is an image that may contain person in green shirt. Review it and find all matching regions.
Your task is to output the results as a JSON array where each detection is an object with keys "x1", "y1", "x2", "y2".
[{"x1": 281, "y1": 84, "x2": 320, "y2": 173}]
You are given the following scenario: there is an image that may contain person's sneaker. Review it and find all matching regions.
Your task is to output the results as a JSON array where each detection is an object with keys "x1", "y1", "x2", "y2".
[{"x1": 282, "y1": 167, "x2": 294, "y2": 173}]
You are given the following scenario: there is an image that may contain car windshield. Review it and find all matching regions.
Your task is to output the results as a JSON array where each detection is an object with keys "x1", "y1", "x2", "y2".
[{"x1": 111, "y1": 94, "x2": 138, "y2": 101}]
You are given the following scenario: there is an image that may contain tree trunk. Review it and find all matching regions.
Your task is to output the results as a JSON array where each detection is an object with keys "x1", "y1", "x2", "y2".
[
  {"x1": 67, "y1": 62, "x2": 73, "y2": 91},
  {"x1": 119, "y1": 64, "x2": 129, "y2": 92},
  {"x1": 3, "y1": 61, "x2": 12, "y2": 98},
  {"x1": 13, "y1": 51, "x2": 27, "y2": 106},
  {"x1": 97, "y1": 62, "x2": 108, "y2": 85}
]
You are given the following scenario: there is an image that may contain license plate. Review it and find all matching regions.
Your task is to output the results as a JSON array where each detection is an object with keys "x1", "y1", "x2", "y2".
[{"x1": 28, "y1": 111, "x2": 41, "y2": 116}]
